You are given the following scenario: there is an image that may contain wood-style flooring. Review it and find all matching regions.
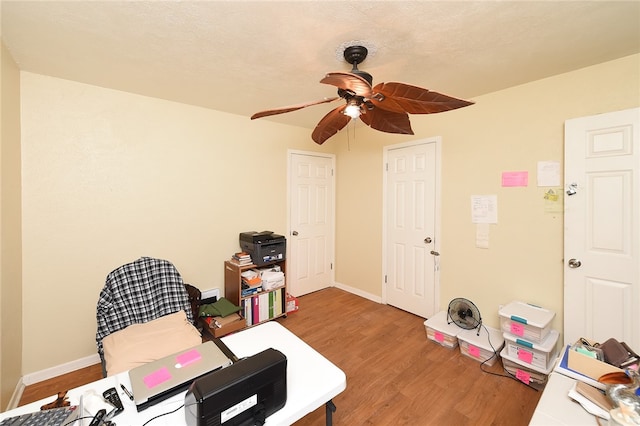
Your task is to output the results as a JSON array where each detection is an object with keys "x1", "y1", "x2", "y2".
[{"x1": 19, "y1": 287, "x2": 542, "y2": 425}]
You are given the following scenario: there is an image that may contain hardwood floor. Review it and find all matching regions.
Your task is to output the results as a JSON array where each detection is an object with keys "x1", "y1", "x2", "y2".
[{"x1": 18, "y1": 287, "x2": 542, "y2": 425}]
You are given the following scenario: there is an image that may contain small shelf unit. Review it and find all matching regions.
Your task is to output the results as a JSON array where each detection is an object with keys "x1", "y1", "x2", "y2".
[{"x1": 224, "y1": 259, "x2": 286, "y2": 329}]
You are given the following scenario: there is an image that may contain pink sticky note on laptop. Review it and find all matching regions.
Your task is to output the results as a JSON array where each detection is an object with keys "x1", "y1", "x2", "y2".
[
  {"x1": 143, "y1": 367, "x2": 172, "y2": 389},
  {"x1": 175, "y1": 349, "x2": 202, "y2": 368}
]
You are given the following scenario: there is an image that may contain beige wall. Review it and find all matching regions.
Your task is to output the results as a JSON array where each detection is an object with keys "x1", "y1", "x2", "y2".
[
  {"x1": 334, "y1": 54, "x2": 640, "y2": 336},
  {"x1": 0, "y1": 42, "x2": 23, "y2": 409},
  {"x1": 14, "y1": 53, "x2": 640, "y2": 377},
  {"x1": 19, "y1": 72, "x2": 334, "y2": 373}
]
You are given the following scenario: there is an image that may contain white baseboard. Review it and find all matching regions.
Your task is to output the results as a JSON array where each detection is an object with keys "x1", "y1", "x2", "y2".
[
  {"x1": 333, "y1": 282, "x2": 382, "y2": 304},
  {"x1": 6, "y1": 354, "x2": 99, "y2": 410},
  {"x1": 22, "y1": 353, "x2": 101, "y2": 386},
  {"x1": 6, "y1": 378, "x2": 25, "y2": 411}
]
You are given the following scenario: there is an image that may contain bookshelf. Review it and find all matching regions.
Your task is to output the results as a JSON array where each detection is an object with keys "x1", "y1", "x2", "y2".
[{"x1": 224, "y1": 259, "x2": 287, "y2": 329}]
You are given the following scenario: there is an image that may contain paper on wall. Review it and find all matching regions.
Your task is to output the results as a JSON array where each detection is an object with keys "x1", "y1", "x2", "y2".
[
  {"x1": 471, "y1": 195, "x2": 498, "y2": 224},
  {"x1": 537, "y1": 161, "x2": 561, "y2": 187},
  {"x1": 476, "y1": 223, "x2": 490, "y2": 249}
]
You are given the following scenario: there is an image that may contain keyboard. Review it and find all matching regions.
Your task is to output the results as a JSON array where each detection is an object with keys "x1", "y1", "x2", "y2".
[{"x1": 0, "y1": 405, "x2": 79, "y2": 426}]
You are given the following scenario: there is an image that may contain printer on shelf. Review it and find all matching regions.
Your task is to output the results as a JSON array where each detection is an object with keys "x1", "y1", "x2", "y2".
[{"x1": 240, "y1": 231, "x2": 286, "y2": 266}]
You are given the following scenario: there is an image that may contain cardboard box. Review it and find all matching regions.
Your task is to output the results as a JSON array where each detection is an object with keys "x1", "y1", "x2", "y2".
[
  {"x1": 202, "y1": 314, "x2": 246, "y2": 338},
  {"x1": 567, "y1": 343, "x2": 623, "y2": 381},
  {"x1": 286, "y1": 293, "x2": 299, "y2": 314},
  {"x1": 211, "y1": 315, "x2": 246, "y2": 337}
]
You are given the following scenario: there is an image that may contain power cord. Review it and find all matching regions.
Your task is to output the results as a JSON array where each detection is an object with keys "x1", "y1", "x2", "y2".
[
  {"x1": 477, "y1": 323, "x2": 539, "y2": 392},
  {"x1": 141, "y1": 403, "x2": 185, "y2": 426}
]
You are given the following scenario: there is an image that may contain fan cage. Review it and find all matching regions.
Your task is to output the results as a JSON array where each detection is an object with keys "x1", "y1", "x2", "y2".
[{"x1": 447, "y1": 297, "x2": 483, "y2": 335}]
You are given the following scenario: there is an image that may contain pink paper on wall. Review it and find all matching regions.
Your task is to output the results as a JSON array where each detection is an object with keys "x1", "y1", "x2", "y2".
[
  {"x1": 143, "y1": 367, "x2": 171, "y2": 389},
  {"x1": 501, "y1": 171, "x2": 528, "y2": 187}
]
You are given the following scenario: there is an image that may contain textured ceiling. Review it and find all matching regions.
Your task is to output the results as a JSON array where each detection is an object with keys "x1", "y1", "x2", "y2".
[{"x1": 2, "y1": 1, "x2": 639, "y2": 130}]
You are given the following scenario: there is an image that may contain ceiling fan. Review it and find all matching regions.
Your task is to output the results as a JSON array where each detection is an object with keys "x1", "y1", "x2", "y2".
[{"x1": 251, "y1": 45, "x2": 474, "y2": 145}]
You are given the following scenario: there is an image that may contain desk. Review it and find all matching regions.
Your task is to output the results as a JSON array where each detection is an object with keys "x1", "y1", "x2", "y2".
[
  {"x1": 0, "y1": 322, "x2": 347, "y2": 425},
  {"x1": 528, "y1": 372, "x2": 598, "y2": 425}
]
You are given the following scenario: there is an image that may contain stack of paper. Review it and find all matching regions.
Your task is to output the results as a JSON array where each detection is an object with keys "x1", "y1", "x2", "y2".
[{"x1": 261, "y1": 270, "x2": 284, "y2": 290}]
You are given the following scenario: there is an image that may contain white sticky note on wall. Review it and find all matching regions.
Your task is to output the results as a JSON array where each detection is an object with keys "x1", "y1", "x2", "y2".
[
  {"x1": 537, "y1": 161, "x2": 561, "y2": 187},
  {"x1": 476, "y1": 223, "x2": 490, "y2": 249}
]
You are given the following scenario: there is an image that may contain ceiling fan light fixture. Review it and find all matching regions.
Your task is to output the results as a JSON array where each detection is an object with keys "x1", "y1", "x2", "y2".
[{"x1": 344, "y1": 101, "x2": 361, "y2": 119}]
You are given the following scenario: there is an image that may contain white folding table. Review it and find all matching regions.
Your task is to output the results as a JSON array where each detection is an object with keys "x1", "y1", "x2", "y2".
[{"x1": 1, "y1": 322, "x2": 347, "y2": 425}]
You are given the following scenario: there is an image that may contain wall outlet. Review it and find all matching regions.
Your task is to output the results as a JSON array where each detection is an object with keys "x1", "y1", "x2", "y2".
[{"x1": 201, "y1": 288, "x2": 221, "y2": 300}]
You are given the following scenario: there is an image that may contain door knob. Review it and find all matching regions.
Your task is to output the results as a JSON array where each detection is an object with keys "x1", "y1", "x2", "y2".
[
  {"x1": 292, "y1": 231, "x2": 299, "y2": 236},
  {"x1": 424, "y1": 237, "x2": 432, "y2": 244},
  {"x1": 568, "y1": 258, "x2": 582, "y2": 268}
]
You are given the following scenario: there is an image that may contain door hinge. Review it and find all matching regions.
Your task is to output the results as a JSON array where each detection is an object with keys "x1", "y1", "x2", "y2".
[
  {"x1": 384, "y1": 275, "x2": 387, "y2": 283},
  {"x1": 330, "y1": 262, "x2": 333, "y2": 270}
]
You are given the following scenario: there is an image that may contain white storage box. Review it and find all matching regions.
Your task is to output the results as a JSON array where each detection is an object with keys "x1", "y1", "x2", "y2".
[
  {"x1": 424, "y1": 311, "x2": 460, "y2": 349},
  {"x1": 457, "y1": 325, "x2": 504, "y2": 366},
  {"x1": 500, "y1": 346, "x2": 555, "y2": 385},
  {"x1": 499, "y1": 301, "x2": 555, "y2": 343},
  {"x1": 503, "y1": 329, "x2": 559, "y2": 370},
  {"x1": 500, "y1": 348, "x2": 551, "y2": 385}
]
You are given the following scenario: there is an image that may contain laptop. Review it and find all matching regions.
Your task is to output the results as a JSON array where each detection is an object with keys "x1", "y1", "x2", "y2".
[{"x1": 129, "y1": 340, "x2": 233, "y2": 411}]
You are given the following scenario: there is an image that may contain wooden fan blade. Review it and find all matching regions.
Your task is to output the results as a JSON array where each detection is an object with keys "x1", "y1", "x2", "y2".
[
  {"x1": 251, "y1": 97, "x2": 339, "y2": 120},
  {"x1": 371, "y1": 82, "x2": 474, "y2": 114},
  {"x1": 360, "y1": 106, "x2": 414, "y2": 135},
  {"x1": 320, "y1": 72, "x2": 372, "y2": 97},
  {"x1": 311, "y1": 105, "x2": 351, "y2": 145}
]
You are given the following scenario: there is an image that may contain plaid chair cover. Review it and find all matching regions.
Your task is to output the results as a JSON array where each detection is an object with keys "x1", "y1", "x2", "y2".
[{"x1": 96, "y1": 257, "x2": 194, "y2": 357}]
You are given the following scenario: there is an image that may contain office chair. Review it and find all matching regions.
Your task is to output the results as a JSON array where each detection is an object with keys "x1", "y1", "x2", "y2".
[{"x1": 96, "y1": 257, "x2": 201, "y2": 376}]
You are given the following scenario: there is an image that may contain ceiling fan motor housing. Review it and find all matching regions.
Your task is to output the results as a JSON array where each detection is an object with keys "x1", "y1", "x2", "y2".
[
  {"x1": 343, "y1": 45, "x2": 373, "y2": 86},
  {"x1": 343, "y1": 45, "x2": 368, "y2": 65}
]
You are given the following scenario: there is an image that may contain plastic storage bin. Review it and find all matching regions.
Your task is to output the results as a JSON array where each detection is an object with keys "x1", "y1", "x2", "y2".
[
  {"x1": 500, "y1": 346, "x2": 554, "y2": 385},
  {"x1": 503, "y1": 329, "x2": 559, "y2": 370},
  {"x1": 424, "y1": 311, "x2": 461, "y2": 349},
  {"x1": 457, "y1": 325, "x2": 504, "y2": 366},
  {"x1": 499, "y1": 301, "x2": 555, "y2": 343}
]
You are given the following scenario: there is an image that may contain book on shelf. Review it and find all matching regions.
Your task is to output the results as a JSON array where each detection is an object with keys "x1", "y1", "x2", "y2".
[
  {"x1": 230, "y1": 252, "x2": 254, "y2": 266},
  {"x1": 230, "y1": 259, "x2": 253, "y2": 266},
  {"x1": 242, "y1": 276, "x2": 262, "y2": 286},
  {"x1": 241, "y1": 286, "x2": 261, "y2": 297},
  {"x1": 241, "y1": 288, "x2": 285, "y2": 326}
]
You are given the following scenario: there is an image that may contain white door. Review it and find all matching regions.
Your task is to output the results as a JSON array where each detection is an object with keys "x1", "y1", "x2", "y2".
[
  {"x1": 384, "y1": 138, "x2": 440, "y2": 319},
  {"x1": 564, "y1": 107, "x2": 639, "y2": 350},
  {"x1": 288, "y1": 152, "x2": 335, "y2": 296}
]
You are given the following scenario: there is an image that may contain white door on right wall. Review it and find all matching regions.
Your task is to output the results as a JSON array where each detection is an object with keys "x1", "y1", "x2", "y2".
[{"x1": 564, "y1": 107, "x2": 639, "y2": 351}]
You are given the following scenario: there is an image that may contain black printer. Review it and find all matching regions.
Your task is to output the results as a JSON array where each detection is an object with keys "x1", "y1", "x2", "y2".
[
  {"x1": 184, "y1": 348, "x2": 287, "y2": 426},
  {"x1": 239, "y1": 231, "x2": 286, "y2": 266}
]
